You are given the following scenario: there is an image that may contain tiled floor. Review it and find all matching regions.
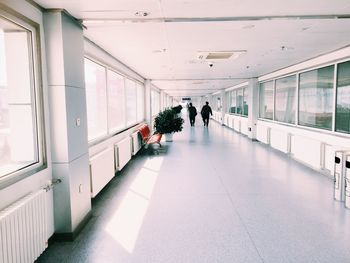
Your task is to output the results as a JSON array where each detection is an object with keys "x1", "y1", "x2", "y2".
[{"x1": 37, "y1": 120, "x2": 350, "y2": 263}]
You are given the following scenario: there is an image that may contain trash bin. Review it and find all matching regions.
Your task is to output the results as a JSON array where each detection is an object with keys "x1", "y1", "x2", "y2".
[
  {"x1": 334, "y1": 151, "x2": 348, "y2": 202},
  {"x1": 345, "y1": 156, "x2": 350, "y2": 209}
]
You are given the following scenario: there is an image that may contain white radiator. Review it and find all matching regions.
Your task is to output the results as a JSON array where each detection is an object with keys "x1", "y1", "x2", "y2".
[
  {"x1": 89, "y1": 147, "x2": 115, "y2": 198},
  {"x1": 270, "y1": 129, "x2": 290, "y2": 153},
  {"x1": 131, "y1": 131, "x2": 142, "y2": 155},
  {"x1": 0, "y1": 189, "x2": 49, "y2": 263},
  {"x1": 115, "y1": 137, "x2": 132, "y2": 171},
  {"x1": 257, "y1": 125, "x2": 270, "y2": 144},
  {"x1": 233, "y1": 118, "x2": 241, "y2": 133},
  {"x1": 290, "y1": 135, "x2": 322, "y2": 169},
  {"x1": 241, "y1": 119, "x2": 248, "y2": 135}
]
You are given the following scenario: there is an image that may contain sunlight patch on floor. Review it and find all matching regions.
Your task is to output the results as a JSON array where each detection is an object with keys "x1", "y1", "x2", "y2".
[{"x1": 105, "y1": 157, "x2": 164, "y2": 253}]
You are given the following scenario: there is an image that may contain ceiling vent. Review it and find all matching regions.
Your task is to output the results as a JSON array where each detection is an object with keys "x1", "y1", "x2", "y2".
[{"x1": 196, "y1": 51, "x2": 246, "y2": 61}]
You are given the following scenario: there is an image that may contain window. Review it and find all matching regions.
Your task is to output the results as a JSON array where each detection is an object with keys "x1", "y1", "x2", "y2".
[
  {"x1": 275, "y1": 75, "x2": 296, "y2": 124},
  {"x1": 0, "y1": 14, "x2": 44, "y2": 180},
  {"x1": 299, "y1": 65, "x2": 334, "y2": 130},
  {"x1": 336, "y1": 61, "x2": 350, "y2": 133},
  {"x1": 136, "y1": 83, "x2": 144, "y2": 122},
  {"x1": 84, "y1": 58, "x2": 108, "y2": 141},
  {"x1": 259, "y1": 81, "x2": 274, "y2": 120},
  {"x1": 107, "y1": 70, "x2": 125, "y2": 132},
  {"x1": 214, "y1": 95, "x2": 221, "y2": 111},
  {"x1": 151, "y1": 89, "x2": 160, "y2": 116},
  {"x1": 236, "y1": 89, "x2": 243, "y2": 115},
  {"x1": 229, "y1": 90, "x2": 236, "y2": 113},
  {"x1": 125, "y1": 78, "x2": 137, "y2": 126},
  {"x1": 243, "y1": 88, "x2": 248, "y2": 116}
]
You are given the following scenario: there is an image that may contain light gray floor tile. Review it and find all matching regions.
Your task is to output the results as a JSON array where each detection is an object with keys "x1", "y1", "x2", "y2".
[{"x1": 37, "y1": 120, "x2": 350, "y2": 263}]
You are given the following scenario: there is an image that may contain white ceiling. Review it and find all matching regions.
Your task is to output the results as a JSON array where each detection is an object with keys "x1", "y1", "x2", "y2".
[{"x1": 34, "y1": 0, "x2": 350, "y2": 98}]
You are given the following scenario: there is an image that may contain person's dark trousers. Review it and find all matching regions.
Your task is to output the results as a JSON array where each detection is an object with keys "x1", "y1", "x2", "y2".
[
  {"x1": 190, "y1": 117, "x2": 195, "y2": 126},
  {"x1": 202, "y1": 116, "x2": 209, "y2": 126}
]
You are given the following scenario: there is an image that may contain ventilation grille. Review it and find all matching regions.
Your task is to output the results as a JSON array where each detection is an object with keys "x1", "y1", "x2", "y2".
[{"x1": 197, "y1": 51, "x2": 246, "y2": 60}]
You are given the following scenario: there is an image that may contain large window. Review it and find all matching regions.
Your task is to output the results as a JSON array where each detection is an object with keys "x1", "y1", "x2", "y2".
[
  {"x1": 125, "y1": 78, "x2": 137, "y2": 126},
  {"x1": 299, "y1": 65, "x2": 334, "y2": 130},
  {"x1": 243, "y1": 88, "x2": 248, "y2": 116},
  {"x1": 136, "y1": 83, "x2": 144, "y2": 122},
  {"x1": 228, "y1": 90, "x2": 236, "y2": 113},
  {"x1": 236, "y1": 89, "x2": 243, "y2": 114},
  {"x1": 0, "y1": 14, "x2": 44, "y2": 180},
  {"x1": 151, "y1": 88, "x2": 160, "y2": 116},
  {"x1": 227, "y1": 87, "x2": 248, "y2": 116},
  {"x1": 336, "y1": 61, "x2": 350, "y2": 133},
  {"x1": 275, "y1": 75, "x2": 296, "y2": 124},
  {"x1": 259, "y1": 81, "x2": 274, "y2": 120},
  {"x1": 107, "y1": 70, "x2": 125, "y2": 132},
  {"x1": 84, "y1": 59, "x2": 108, "y2": 140},
  {"x1": 84, "y1": 59, "x2": 145, "y2": 142}
]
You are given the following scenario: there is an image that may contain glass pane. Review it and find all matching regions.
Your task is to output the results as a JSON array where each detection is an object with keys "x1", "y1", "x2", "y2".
[
  {"x1": 229, "y1": 91, "x2": 236, "y2": 114},
  {"x1": 125, "y1": 78, "x2": 137, "y2": 126},
  {"x1": 216, "y1": 96, "x2": 221, "y2": 111},
  {"x1": 243, "y1": 87, "x2": 248, "y2": 116},
  {"x1": 84, "y1": 59, "x2": 108, "y2": 141},
  {"x1": 136, "y1": 83, "x2": 144, "y2": 122},
  {"x1": 275, "y1": 75, "x2": 296, "y2": 124},
  {"x1": 336, "y1": 61, "x2": 350, "y2": 133},
  {"x1": 0, "y1": 18, "x2": 38, "y2": 178},
  {"x1": 236, "y1": 89, "x2": 244, "y2": 115},
  {"x1": 299, "y1": 65, "x2": 334, "y2": 130},
  {"x1": 259, "y1": 81, "x2": 274, "y2": 120},
  {"x1": 107, "y1": 70, "x2": 125, "y2": 132},
  {"x1": 151, "y1": 89, "x2": 160, "y2": 116}
]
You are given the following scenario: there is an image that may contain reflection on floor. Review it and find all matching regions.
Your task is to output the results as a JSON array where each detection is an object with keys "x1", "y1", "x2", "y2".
[{"x1": 37, "y1": 120, "x2": 350, "y2": 263}]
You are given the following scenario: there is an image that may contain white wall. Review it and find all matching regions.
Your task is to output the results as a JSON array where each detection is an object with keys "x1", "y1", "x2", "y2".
[{"x1": 0, "y1": 1, "x2": 54, "y2": 236}]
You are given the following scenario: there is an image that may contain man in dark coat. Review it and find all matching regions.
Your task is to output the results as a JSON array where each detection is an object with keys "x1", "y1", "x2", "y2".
[
  {"x1": 200, "y1": 101, "x2": 213, "y2": 127},
  {"x1": 188, "y1": 103, "x2": 197, "y2": 126}
]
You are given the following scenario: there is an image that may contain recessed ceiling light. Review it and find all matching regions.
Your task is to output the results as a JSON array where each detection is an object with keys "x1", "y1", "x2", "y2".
[{"x1": 135, "y1": 11, "x2": 149, "y2": 17}]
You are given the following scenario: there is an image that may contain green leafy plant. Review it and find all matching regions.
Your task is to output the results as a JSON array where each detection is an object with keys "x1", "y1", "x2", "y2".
[{"x1": 154, "y1": 108, "x2": 184, "y2": 134}]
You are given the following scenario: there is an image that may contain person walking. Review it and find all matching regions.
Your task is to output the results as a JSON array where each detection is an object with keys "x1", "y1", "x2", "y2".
[
  {"x1": 201, "y1": 101, "x2": 213, "y2": 127},
  {"x1": 188, "y1": 102, "x2": 197, "y2": 126}
]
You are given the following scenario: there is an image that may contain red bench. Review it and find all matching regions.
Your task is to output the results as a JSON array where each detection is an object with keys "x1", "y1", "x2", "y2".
[{"x1": 138, "y1": 124, "x2": 162, "y2": 152}]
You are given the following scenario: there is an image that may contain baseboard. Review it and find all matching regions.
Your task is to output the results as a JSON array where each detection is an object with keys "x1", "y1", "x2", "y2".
[{"x1": 50, "y1": 210, "x2": 92, "y2": 242}]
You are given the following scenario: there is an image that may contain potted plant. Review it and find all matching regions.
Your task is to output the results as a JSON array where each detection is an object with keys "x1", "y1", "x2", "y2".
[{"x1": 154, "y1": 108, "x2": 184, "y2": 142}]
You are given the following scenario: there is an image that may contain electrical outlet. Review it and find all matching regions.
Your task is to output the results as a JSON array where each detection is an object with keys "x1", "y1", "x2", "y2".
[{"x1": 76, "y1": 118, "x2": 81, "y2": 126}]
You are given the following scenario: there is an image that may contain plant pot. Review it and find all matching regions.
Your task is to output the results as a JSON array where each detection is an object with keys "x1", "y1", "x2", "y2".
[{"x1": 165, "y1": 133, "x2": 173, "y2": 142}]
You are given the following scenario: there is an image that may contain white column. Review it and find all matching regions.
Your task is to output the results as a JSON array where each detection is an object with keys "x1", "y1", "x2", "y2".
[
  {"x1": 220, "y1": 90, "x2": 226, "y2": 125},
  {"x1": 247, "y1": 78, "x2": 259, "y2": 140},
  {"x1": 44, "y1": 10, "x2": 91, "y2": 238},
  {"x1": 145, "y1": 79, "x2": 152, "y2": 126}
]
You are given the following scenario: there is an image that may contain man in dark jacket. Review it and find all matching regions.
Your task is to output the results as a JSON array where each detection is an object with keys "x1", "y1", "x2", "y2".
[
  {"x1": 201, "y1": 101, "x2": 213, "y2": 127},
  {"x1": 188, "y1": 103, "x2": 197, "y2": 126}
]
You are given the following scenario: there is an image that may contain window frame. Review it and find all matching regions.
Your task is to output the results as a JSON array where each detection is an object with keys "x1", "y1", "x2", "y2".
[
  {"x1": 227, "y1": 87, "x2": 248, "y2": 117},
  {"x1": 257, "y1": 59, "x2": 350, "y2": 139},
  {"x1": 0, "y1": 7, "x2": 47, "y2": 189},
  {"x1": 83, "y1": 55, "x2": 146, "y2": 146}
]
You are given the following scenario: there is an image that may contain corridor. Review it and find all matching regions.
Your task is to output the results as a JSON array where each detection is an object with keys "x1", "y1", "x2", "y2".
[{"x1": 38, "y1": 120, "x2": 350, "y2": 263}]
